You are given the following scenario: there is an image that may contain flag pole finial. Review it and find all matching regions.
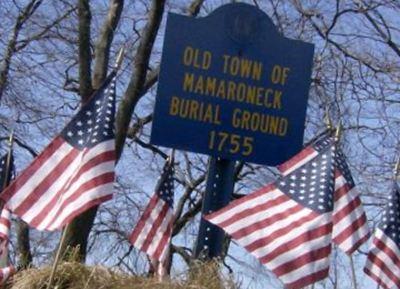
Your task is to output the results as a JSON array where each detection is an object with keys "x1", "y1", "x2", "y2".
[
  {"x1": 8, "y1": 130, "x2": 14, "y2": 150},
  {"x1": 323, "y1": 107, "x2": 333, "y2": 131},
  {"x1": 168, "y1": 149, "x2": 175, "y2": 165},
  {"x1": 115, "y1": 46, "x2": 125, "y2": 71},
  {"x1": 2, "y1": 130, "x2": 15, "y2": 192},
  {"x1": 335, "y1": 121, "x2": 342, "y2": 142}
]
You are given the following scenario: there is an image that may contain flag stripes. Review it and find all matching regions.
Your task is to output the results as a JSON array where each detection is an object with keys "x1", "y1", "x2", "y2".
[
  {"x1": 278, "y1": 146, "x2": 318, "y2": 176},
  {"x1": 130, "y1": 194, "x2": 174, "y2": 262},
  {"x1": 1, "y1": 139, "x2": 114, "y2": 231},
  {"x1": 130, "y1": 160, "x2": 175, "y2": 276},
  {"x1": 0, "y1": 207, "x2": 11, "y2": 267},
  {"x1": 0, "y1": 209, "x2": 10, "y2": 241},
  {"x1": 205, "y1": 184, "x2": 333, "y2": 289},
  {"x1": 332, "y1": 172, "x2": 369, "y2": 254},
  {"x1": 365, "y1": 229, "x2": 400, "y2": 289}
]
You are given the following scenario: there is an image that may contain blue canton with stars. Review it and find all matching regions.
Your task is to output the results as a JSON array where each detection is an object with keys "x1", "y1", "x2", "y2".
[
  {"x1": 156, "y1": 161, "x2": 174, "y2": 208},
  {"x1": 61, "y1": 71, "x2": 116, "y2": 150},
  {"x1": 0, "y1": 153, "x2": 13, "y2": 192},
  {"x1": 314, "y1": 135, "x2": 355, "y2": 188},
  {"x1": 334, "y1": 148, "x2": 355, "y2": 188},
  {"x1": 277, "y1": 136, "x2": 336, "y2": 213},
  {"x1": 379, "y1": 184, "x2": 400, "y2": 244}
]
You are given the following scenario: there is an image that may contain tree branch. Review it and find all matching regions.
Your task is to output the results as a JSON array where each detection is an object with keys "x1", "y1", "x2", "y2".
[
  {"x1": 78, "y1": 0, "x2": 93, "y2": 102},
  {"x1": 115, "y1": 0, "x2": 166, "y2": 160},
  {"x1": 92, "y1": 0, "x2": 124, "y2": 88},
  {"x1": 0, "y1": 0, "x2": 43, "y2": 101}
]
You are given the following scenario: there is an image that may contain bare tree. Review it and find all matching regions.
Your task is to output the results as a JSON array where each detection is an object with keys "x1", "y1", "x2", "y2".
[{"x1": 1, "y1": 0, "x2": 400, "y2": 287}]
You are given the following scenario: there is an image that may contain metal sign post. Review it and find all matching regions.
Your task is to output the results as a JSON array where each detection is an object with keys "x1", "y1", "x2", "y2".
[{"x1": 194, "y1": 158, "x2": 235, "y2": 260}]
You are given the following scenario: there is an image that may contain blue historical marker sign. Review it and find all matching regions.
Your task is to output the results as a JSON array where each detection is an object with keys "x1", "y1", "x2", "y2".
[{"x1": 151, "y1": 3, "x2": 314, "y2": 166}]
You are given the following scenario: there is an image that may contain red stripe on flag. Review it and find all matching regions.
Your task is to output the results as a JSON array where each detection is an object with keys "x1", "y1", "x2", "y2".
[
  {"x1": 129, "y1": 195, "x2": 160, "y2": 244},
  {"x1": 332, "y1": 196, "x2": 361, "y2": 223},
  {"x1": 333, "y1": 183, "x2": 352, "y2": 202},
  {"x1": 219, "y1": 194, "x2": 289, "y2": 228},
  {"x1": 259, "y1": 223, "x2": 332, "y2": 263},
  {"x1": 140, "y1": 202, "x2": 169, "y2": 253},
  {"x1": 272, "y1": 245, "x2": 331, "y2": 276},
  {"x1": 28, "y1": 151, "x2": 115, "y2": 227},
  {"x1": 286, "y1": 268, "x2": 330, "y2": 289},
  {"x1": 205, "y1": 184, "x2": 276, "y2": 221},
  {"x1": 364, "y1": 267, "x2": 390, "y2": 289},
  {"x1": 14, "y1": 146, "x2": 80, "y2": 215},
  {"x1": 277, "y1": 146, "x2": 316, "y2": 174},
  {"x1": 373, "y1": 237, "x2": 400, "y2": 266},
  {"x1": 30, "y1": 172, "x2": 114, "y2": 228},
  {"x1": 243, "y1": 210, "x2": 317, "y2": 252},
  {"x1": 152, "y1": 219, "x2": 173, "y2": 261},
  {"x1": 346, "y1": 232, "x2": 370, "y2": 255},
  {"x1": 0, "y1": 218, "x2": 10, "y2": 228},
  {"x1": 367, "y1": 252, "x2": 400, "y2": 285},
  {"x1": 332, "y1": 213, "x2": 367, "y2": 245},
  {"x1": 231, "y1": 204, "x2": 304, "y2": 240},
  {"x1": 59, "y1": 194, "x2": 113, "y2": 229},
  {"x1": 0, "y1": 137, "x2": 65, "y2": 201}
]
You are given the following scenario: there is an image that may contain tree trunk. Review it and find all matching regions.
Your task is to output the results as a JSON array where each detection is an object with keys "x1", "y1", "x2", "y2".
[{"x1": 16, "y1": 219, "x2": 32, "y2": 268}]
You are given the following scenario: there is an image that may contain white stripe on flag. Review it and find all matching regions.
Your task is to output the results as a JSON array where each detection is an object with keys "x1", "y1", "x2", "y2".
[
  {"x1": 147, "y1": 209, "x2": 174, "y2": 257},
  {"x1": 281, "y1": 150, "x2": 319, "y2": 176},
  {"x1": 46, "y1": 182, "x2": 113, "y2": 231},
  {"x1": 224, "y1": 197, "x2": 296, "y2": 235},
  {"x1": 210, "y1": 188, "x2": 282, "y2": 225},
  {"x1": 365, "y1": 258, "x2": 396, "y2": 289},
  {"x1": 269, "y1": 234, "x2": 331, "y2": 269},
  {"x1": 8, "y1": 142, "x2": 73, "y2": 210},
  {"x1": 21, "y1": 144, "x2": 81, "y2": 223},
  {"x1": 133, "y1": 200, "x2": 166, "y2": 249},
  {"x1": 279, "y1": 257, "x2": 330, "y2": 284},
  {"x1": 253, "y1": 214, "x2": 330, "y2": 259},
  {"x1": 238, "y1": 203, "x2": 312, "y2": 248},
  {"x1": 35, "y1": 160, "x2": 114, "y2": 229}
]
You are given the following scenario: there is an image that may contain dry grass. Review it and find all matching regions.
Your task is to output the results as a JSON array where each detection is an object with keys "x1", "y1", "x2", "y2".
[{"x1": 7, "y1": 261, "x2": 236, "y2": 289}]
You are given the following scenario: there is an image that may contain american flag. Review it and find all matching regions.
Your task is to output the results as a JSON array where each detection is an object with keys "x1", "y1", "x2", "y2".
[
  {"x1": 129, "y1": 158, "x2": 175, "y2": 276},
  {"x1": 364, "y1": 183, "x2": 400, "y2": 289},
  {"x1": 0, "y1": 71, "x2": 117, "y2": 231},
  {"x1": 205, "y1": 137, "x2": 337, "y2": 289},
  {"x1": 0, "y1": 153, "x2": 13, "y2": 250},
  {"x1": 0, "y1": 153, "x2": 15, "y2": 283},
  {"x1": 0, "y1": 266, "x2": 14, "y2": 284},
  {"x1": 278, "y1": 136, "x2": 370, "y2": 254}
]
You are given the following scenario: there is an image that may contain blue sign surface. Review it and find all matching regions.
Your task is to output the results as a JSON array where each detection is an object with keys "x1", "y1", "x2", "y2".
[{"x1": 151, "y1": 3, "x2": 314, "y2": 166}]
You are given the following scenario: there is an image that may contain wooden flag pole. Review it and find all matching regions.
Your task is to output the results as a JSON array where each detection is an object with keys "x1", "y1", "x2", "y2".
[
  {"x1": 334, "y1": 121, "x2": 342, "y2": 142},
  {"x1": 47, "y1": 46, "x2": 125, "y2": 289},
  {"x1": 46, "y1": 225, "x2": 69, "y2": 289},
  {"x1": 3, "y1": 130, "x2": 14, "y2": 191},
  {"x1": 323, "y1": 107, "x2": 333, "y2": 131},
  {"x1": 0, "y1": 130, "x2": 15, "y2": 268},
  {"x1": 115, "y1": 46, "x2": 125, "y2": 71},
  {"x1": 349, "y1": 255, "x2": 358, "y2": 289}
]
